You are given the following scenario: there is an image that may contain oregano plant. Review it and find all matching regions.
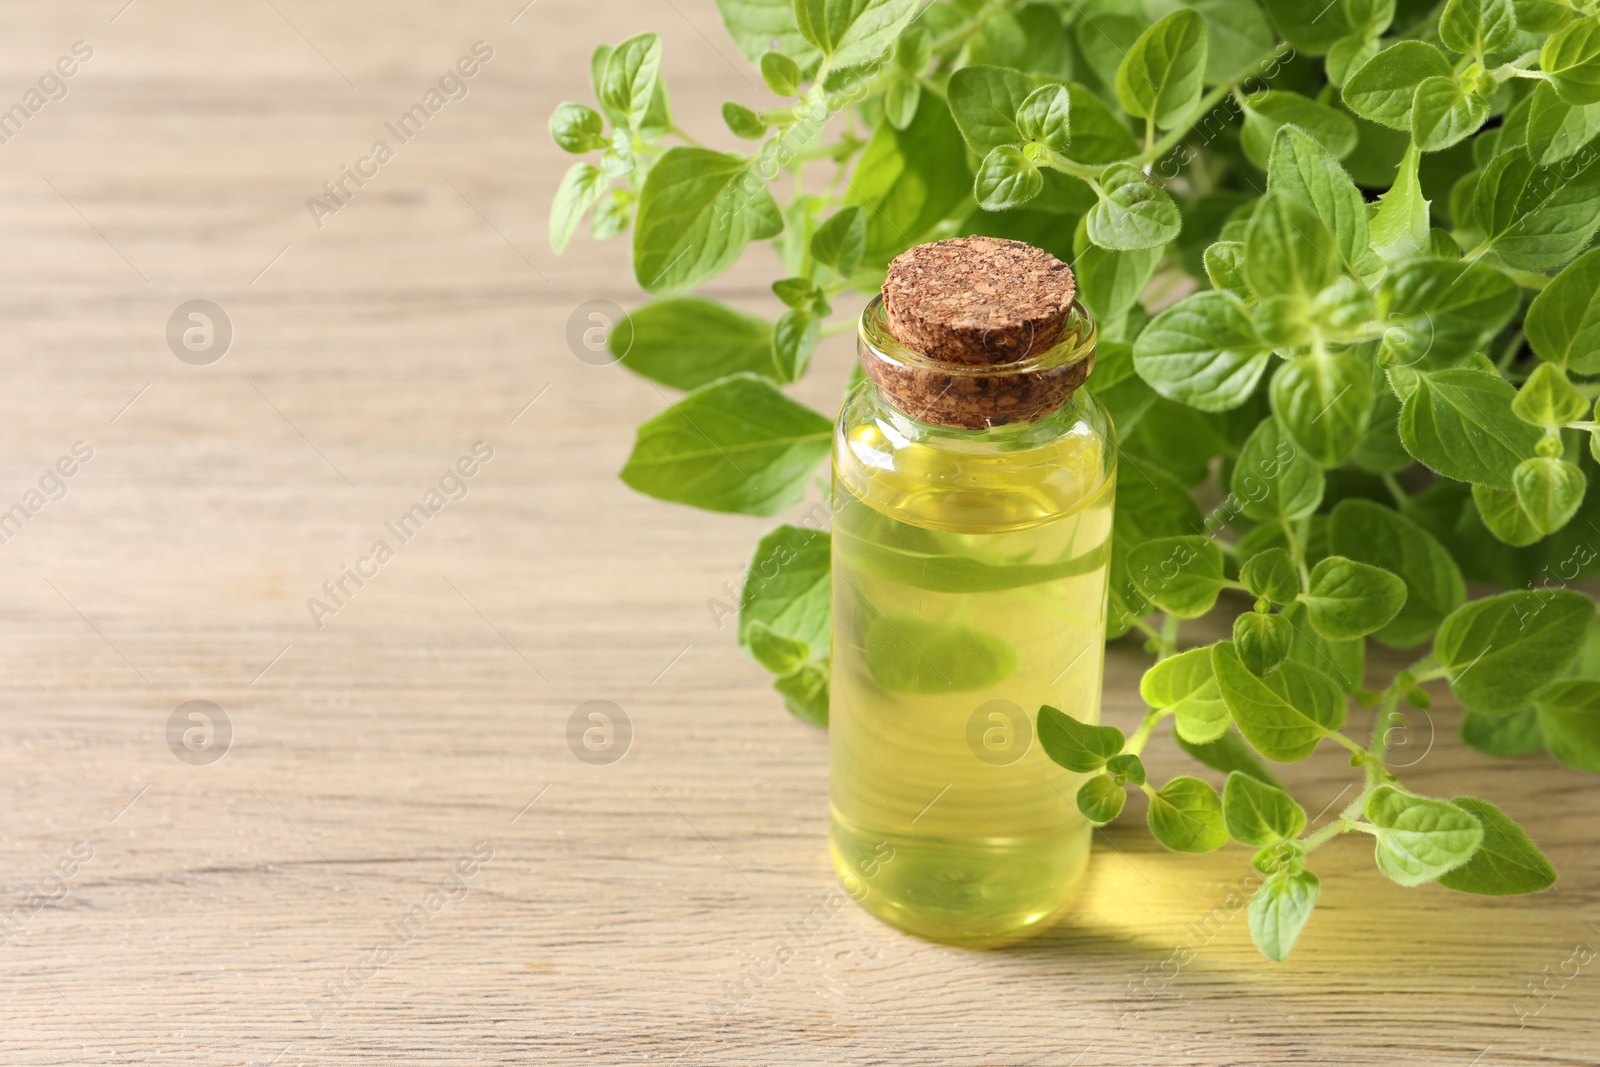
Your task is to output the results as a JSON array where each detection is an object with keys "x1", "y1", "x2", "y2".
[{"x1": 548, "y1": 0, "x2": 1600, "y2": 959}]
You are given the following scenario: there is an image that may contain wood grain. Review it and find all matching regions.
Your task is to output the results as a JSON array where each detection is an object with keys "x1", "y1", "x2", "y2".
[{"x1": 0, "y1": 2, "x2": 1595, "y2": 1064}]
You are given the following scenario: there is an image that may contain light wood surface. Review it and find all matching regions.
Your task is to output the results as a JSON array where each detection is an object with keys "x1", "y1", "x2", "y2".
[{"x1": 1, "y1": 2, "x2": 1596, "y2": 1064}]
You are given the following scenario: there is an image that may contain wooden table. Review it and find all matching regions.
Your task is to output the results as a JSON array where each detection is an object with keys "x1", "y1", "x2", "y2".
[{"x1": 0, "y1": 2, "x2": 1594, "y2": 1063}]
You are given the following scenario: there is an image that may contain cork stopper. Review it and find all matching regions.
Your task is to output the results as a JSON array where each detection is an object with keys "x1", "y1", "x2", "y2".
[
  {"x1": 883, "y1": 236, "x2": 1078, "y2": 364},
  {"x1": 861, "y1": 237, "x2": 1094, "y2": 430}
]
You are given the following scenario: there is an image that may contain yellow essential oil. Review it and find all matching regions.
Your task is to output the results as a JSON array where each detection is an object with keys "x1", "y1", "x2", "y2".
[{"x1": 829, "y1": 242, "x2": 1114, "y2": 942}]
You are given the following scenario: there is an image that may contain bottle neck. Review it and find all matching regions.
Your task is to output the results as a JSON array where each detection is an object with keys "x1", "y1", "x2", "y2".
[{"x1": 855, "y1": 294, "x2": 1097, "y2": 431}]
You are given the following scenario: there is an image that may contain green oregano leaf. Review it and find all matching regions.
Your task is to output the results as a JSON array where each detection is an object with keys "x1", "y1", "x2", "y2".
[
  {"x1": 794, "y1": 0, "x2": 921, "y2": 68},
  {"x1": 1513, "y1": 456, "x2": 1586, "y2": 535},
  {"x1": 1232, "y1": 416, "x2": 1326, "y2": 524},
  {"x1": 1513, "y1": 363, "x2": 1589, "y2": 428},
  {"x1": 1439, "y1": 0, "x2": 1518, "y2": 58},
  {"x1": 1115, "y1": 10, "x2": 1209, "y2": 130},
  {"x1": 1141, "y1": 646, "x2": 1230, "y2": 744},
  {"x1": 1365, "y1": 785, "x2": 1484, "y2": 887},
  {"x1": 1435, "y1": 798, "x2": 1557, "y2": 896},
  {"x1": 1105, "y1": 751, "x2": 1147, "y2": 786},
  {"x1": 810, "y1": 206, "x2": 868, "y2": 279},
  {"x1": 1283, "y1": 600, "x2": 1367, "y2": 694},
  {"x1": 1248, "y1": 869, "x2": 1321, "y2": 961},
  {"x1": 1087, "y1": 166, "x2": 1183, "y2": 250},
  {"x1": 1397, "y1": 367, "x2": 1541, "y2": 490},
  {"x1": 1212, "y1": 640, "x2": 1347, "y2": 761},
  {"x1": 1327, "y1": 499, "x2": 1464, "y2": 647},
  {"x1": 1038, "y1": 704, "x2": 1126, "y2": 772},
  {"x1": 1147, "y1": 776, "x2": 1228, "y2": 853},
  {"x1": 1015, "y1": 83, "x2": 1071, "y2": 154},
  {"x1": 1542, "y1": 15, "x2": 1600, "y2": 105},
  {"x1": 1301, "y1": 556, "x2": 1409, "y2": 641},
  {"x1": 1239, "y1": 90, "x2": 1359, "y2": 170},
  {"x1": 1434, "y1": 589, "x2": 1596, "y2": 715},
  {"x1": 760, "y1": 50, "x2": 802, "y2": 95},
  {"x1": 1073, "y1": 227, "x2": 1162, "y2": 324},
  {"x1": 1473, "y1": 482, "x2": 1545, "y2": 547},
  {"x1": 744, "y1": 619, "x2": 810, "y2": 674},
  {"x1": 1473, "y1": 147, "x2": 1600, "y2": 272},
  {"x1": 947, "y1": 65, "x2": 1038, "y2": 154},
  {"x1": 620, "y1": 374, "x2": 832, "y2": 515},
  {"x1": 1526, "y1": 80, "x2": 1600, "y2": 167},
  {"x1": 1204, "y1": 241, "x2": 1250, "y2": 295},
  {"x1": 1461, "y1": 705, "x2": 1545, "y2": 757},
  {"x1": 1127, "y1": 535, "x2": 1230, "y2": 618},
  {"x1": 551, "y1": 162, "x2": 610, "y2": 254},
  {"x1": 1342, "y1": 41, "x2": 1454, "y2": 130},
  {"x1": 1077, "y1": 774, "x2": 1126, "y2": 825},
  {"x1": 612, "y1": 298, "x2": 776, "y2": 390},
  {"x1": 975, "y1": 146, "x2": 1044, "y2": 211},
  {"x1": 1270, "y1": 352, "x2": 1376, "y2": 469},
  {"x1": 1241, "y1": 548, "x2": 1300, "y2": 605},
  {"x1": 1176, "y1": 727, "x2": 1284, "y2": 787},
  {"x1": 1536, "y1": 679, "x2": 1600, "y2": 771},
  {"x1": 633, "y1": 148, "x2": 783, "y2": 295},
  {"x1": 1514, "y1": 0, "x2": 1573, "y2": 32},
  {"x1": 599, "y1": 34, "x2": 664, "y2": 131},
  {"x1": 1343, "y1": 0, "x2": 1396, "y2": 37},
  {"x1": 1234, "y1": 610, "x2": 1293, "y2": 675},
  {"x1": 1377, "y1": 259, "x2": 1519, "y2": 368},
  {"x1": 738, "y1": 523, "x2": 831, "y2": 655},
  {"x1": 1225, "y1": 771, "x2": 1308, "y2": 847},
  {"x1": 550, "y1": 102, "x2": 608, "y2": 154},
  {"x1": 1263, "y1": 0, "x2": 1351, "y2": 53},
  {"x1": 723, "y1": 101, "x2": 768, "y2": 139},
  {"x1": 771, "y1": 307, "x2": 820, "y2": 382},
  {"x1": 1410, "y1": 76, "x2": 1489, "y2": 152},
  {"x1": 1133, "y1": 291, "x2": 1274, "y2": 411},
  {"x1": 1369, "y1": 142, "x2": 1431, "y2": 264},
  {"x1": 884, "y1": 77, "x2": 922, "y2": 131},
  {"x1": 773, "y1": 659, "x2": 828, "y2": 725},
  {"x1": 1267, "y1": 125, "x2": 1381, "y2": 279},
  {"x1": 1245, "y1": 189, "x2": 1340, "y2": 302},
  {"x1": 1526, "y1": 248, "x2": 1600, "y2": 374},
  {"x1": 1327, "y1": 35, "x2": 1381, "y2": 87}
]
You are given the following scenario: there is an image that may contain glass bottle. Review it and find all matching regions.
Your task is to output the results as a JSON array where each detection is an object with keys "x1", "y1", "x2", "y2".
[{"x1": 829, "y1": 237, "x2": 1116, "y2": 942}]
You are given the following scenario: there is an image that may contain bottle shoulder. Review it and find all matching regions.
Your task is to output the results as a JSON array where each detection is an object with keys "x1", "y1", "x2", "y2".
[{"x1": 834, "y1": 381, "x2": 1117, "y2": 534}]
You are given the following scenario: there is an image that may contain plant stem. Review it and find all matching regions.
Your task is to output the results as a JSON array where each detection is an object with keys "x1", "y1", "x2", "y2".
[
  {"x1": 1494, "y1": 50, "x2": 1545, "y2": 78},
  {"x1": 1280, "y1": 518, "x2": 1312, "y2": 588},
  {"x1": 1304, "y1": 817, "x2": 1354, "y2": 852},
  {"x1": 1040, "y1": 149, "x2": 1104, "y2": 182},
  {"x1": 1381, "y1": 473, "x2": 1408, "y2": 507},
  {"x1": 1141, "y1": 83, "x2": 1233, "y2": 165},
  {"x1": 1160, "y1": 614, "x2": 1180, "y2": 659},
  {"x1": 1368, "y1": 686, "x2": 1404, "y2": 765},
  {"x1": 1126, "y1": 708, "x2": 1169, "y2": 756},
  {"x1": 1324, "y1": 730, "x2": 1367, "y2": 758}
]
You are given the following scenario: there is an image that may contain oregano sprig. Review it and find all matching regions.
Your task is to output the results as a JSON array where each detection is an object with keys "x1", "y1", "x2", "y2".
[{"x1": 550, "y1": 0, "x2": 1600, "y2": 961}]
